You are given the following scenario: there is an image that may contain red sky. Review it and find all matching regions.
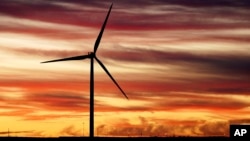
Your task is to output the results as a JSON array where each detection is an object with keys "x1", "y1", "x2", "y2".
[{"x1": 0, "y1": 0, "x2": 250, "y2": 137}]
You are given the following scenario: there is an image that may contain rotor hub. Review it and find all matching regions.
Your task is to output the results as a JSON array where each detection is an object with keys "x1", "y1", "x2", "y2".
[{"x1": 88, "y1": 52, "x2": 95, "y2": 57}]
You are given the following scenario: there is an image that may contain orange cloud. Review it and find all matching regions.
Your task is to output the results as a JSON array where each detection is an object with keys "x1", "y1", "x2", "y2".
[
  {"x1": 59, "y1": 125, "x2": 81, "y2": 136},
  {"x1": 96, "y1": 118, "x2": 230, "y2": 137}
]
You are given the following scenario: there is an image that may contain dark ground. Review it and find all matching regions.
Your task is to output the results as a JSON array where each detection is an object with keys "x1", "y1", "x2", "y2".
[{"x1": 0, "y1": 136, "x2": 233, "y2": 141}]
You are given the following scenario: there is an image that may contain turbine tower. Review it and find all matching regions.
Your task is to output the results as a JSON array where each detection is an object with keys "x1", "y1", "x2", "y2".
[{"x1": 41, "y1": 3, "x2": 128, "y2": 138}]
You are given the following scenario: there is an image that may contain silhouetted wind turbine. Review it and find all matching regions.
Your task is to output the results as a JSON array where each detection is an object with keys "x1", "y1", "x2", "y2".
[{"x1": 41, "y1": 3, "x2": 128, "y2": 138}]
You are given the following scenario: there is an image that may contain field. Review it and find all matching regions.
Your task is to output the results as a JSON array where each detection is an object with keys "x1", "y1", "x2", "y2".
[{"x1": 0, "y1": 136, "x2": 231, "y2": 141}]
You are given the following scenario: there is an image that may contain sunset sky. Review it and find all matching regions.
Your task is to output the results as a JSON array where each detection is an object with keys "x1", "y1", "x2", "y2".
[{"x1": 0, "y1": 0, "x2": 250, "y2": 137}]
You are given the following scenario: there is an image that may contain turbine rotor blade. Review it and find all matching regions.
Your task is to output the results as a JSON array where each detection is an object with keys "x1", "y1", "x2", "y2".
[
  {"x1": 93, "y1": 3, "x2": 113, "y2": 53},
  {"x1": 41, "y1": 54, "x2": 91, "y2": 63},
  {"x1": 95, "y1": 56, "x2": 128, "y2": 99}
]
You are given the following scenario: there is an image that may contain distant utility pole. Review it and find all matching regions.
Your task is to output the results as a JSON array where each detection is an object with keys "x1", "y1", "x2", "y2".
[{"x1": 82, "y1": 122, "x2": 84, "y2": 136}]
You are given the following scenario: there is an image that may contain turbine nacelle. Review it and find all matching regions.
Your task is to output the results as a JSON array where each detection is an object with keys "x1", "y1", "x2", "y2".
[{"x1": 88, "y1": 52, "x2": 96, "y2": 58}]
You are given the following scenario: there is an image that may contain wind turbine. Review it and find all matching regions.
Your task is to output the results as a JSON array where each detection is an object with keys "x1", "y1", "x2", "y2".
[{"x1": 41, "y1": 3, "x2": 128, "y2": 138}]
